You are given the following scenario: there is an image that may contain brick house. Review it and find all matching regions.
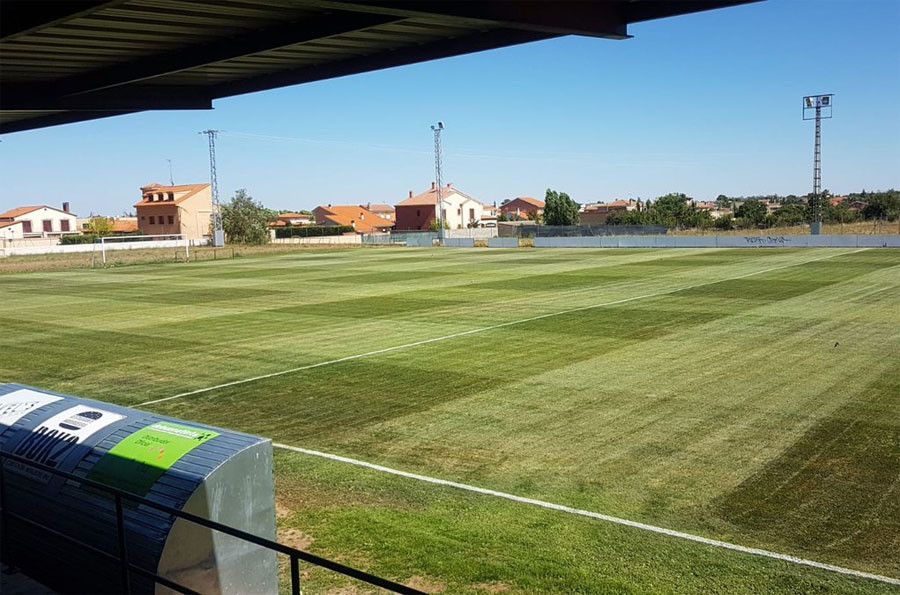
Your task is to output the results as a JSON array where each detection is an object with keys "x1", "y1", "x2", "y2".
[
  {"x1": 580, "y1": 199, "x2": 637, "y2": 225},
  {"x1": 134, "y1": 183, "x2": 212, "y2": 240},
  {"x1": 313, "y1": 205, "x2": 393, "y2": 233},
  {"x1": 395, "y1": 183, "x2": 489, "y2": 230},
  {"x1": 500, "y1": 197, "x2": 544, "y2": 221}
]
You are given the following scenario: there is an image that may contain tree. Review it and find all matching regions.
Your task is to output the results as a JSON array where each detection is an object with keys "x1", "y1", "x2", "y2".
[
  {"x1": 736, "y1": 199, "x2": 767, "y2": 227},
  {"x1": 714, "y1": 214, "x2": 735, "y2": 230},
  {"x1": 221, "y1": 189, "x2": 273, "y2": 244},
  {"x1": 543, "y1": 189, "x2": 579, "y2": 226},
  {"x1": 86, "y1": 217, "x2": 113, "y2": 236},
  {"x1": 861, "y1": 191, "x2": 900, "y2": 221},
  {"x1": 773, "y1": 204, "x2": 808, "y2": 227}
]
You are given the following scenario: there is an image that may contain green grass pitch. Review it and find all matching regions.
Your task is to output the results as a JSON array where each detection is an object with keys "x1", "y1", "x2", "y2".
[{"x1": 1, "y1": 247, "x2": 898, "y2": 593}]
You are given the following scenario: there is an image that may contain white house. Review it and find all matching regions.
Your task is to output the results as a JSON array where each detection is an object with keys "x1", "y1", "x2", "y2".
[
  {"x1": 395, "y1": 183, "x2": 492, "y2": 230},
  {"x1": 0, "y1": 220, "x2": 25, "y2": 240},
  {"x1": 0, "y1": 204, "x2": 79, "y2": 238}
]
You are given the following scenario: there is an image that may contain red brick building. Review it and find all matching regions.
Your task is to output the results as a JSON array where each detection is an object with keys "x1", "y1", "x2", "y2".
[{"x1": 500, "y1": 197, "x2": 544, "y2": 221}]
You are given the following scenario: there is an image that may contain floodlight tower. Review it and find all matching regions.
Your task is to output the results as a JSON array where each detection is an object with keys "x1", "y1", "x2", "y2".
[
  {"x1": 803, "y1": 94, "x2": 833, "y2": 235},
  {"x1": 431, "y1": 121, "x2": 444, "y2": 242},
  {"x1": 199, "y1": 129, "x2": 225, "y2": 246}
]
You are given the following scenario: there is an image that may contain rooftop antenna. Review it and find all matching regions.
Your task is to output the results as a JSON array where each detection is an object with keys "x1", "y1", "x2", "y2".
[
  {"x1": 166, "y1": 158, "x2": 174, "y2": 186},
  {"x1": 802, "y1": 94, "x2": 833, "y2": 235},
  {"x1": 199, "y1": 129, "x2": 225, "y2": 246},
  {"x1": 431, "y1": 121, "x2": 444, "y2": 242}
]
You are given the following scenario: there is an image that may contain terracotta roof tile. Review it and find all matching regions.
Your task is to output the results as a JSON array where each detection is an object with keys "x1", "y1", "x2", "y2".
[
  {"x1": 0, "y1": 205, "x2": 74, "y2": 218},
  {"x1": 398, "y1": 185, "x2": 483, "y2": 207},
  {"x1": 134, "y1": 183, "x2": 210, "y2": 208},
  {"x1": 314, "y1": 205, "x2": 394, "y2": 233}
]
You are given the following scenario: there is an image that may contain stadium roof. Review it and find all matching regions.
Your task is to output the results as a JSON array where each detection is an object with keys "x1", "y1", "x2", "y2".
[{"x1": 0, "y1": 1, "x2": 757, "y2": 134}]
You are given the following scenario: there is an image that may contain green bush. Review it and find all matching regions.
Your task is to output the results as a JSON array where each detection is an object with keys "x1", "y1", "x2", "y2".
[
  {"x1": 61, "y1": 234, "x2": 99, "y2": 245},
  {"x1": 274, "y1": 225, "x2": 353, "y2": 239}
]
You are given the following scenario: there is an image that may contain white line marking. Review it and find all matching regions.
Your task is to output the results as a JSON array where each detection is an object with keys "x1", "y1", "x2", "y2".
[
  {"x1": 138, "y1": 249, "x2": 866, "y2": 406},
  {"x1": 274, "y1": 442, "x2": 899, "y2": 586}
]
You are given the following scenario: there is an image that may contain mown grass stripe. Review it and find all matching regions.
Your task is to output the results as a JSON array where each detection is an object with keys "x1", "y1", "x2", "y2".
[
  {"x1": 138, "y1": 249, "x2": 865, "y2": 407},
  {"x1": 274, "y1": 442, "x2": 900, "y2": 587}
]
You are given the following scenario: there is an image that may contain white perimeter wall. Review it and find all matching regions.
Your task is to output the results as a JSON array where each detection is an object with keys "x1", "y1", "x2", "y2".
[
  {"x1": 272, "y1": 235, "x2": 362, "y2": 245},
  {"x1": 1, "y1": 238, "x2": 193, "y2": 257},
  {"x1": 532, "y1": 235, "x2": 900, "y2": 248}
]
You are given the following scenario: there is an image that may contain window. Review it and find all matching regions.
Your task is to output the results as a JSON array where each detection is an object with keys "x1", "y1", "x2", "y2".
[
  {"x1": 42, "y1": 220, "x2": 52, "y2": 232},
  {"x1": 469, "y1": 208, "x2": 475, "y2": 221},
  {"x1": 141, "y1": 216, "x2": 145, "y2": 221},
  {"x1": 60, "y1": 220, "x2": 70, "y2": 232},
  {"x1": 149, "y1": 216, "x2": 155, "y2": 224},
  {"x1": 22, "y1": 221, "x2": 32, "y2": 233},
  {"x1": 457, "y1": 208, "x2": 462, "y2": 215},
  {"x1": 168, "y1": 215, "x2": 174, "y2": 224},
  {"x1": 416, "y1": 209, "x2": 420, "y2": 217},
  {"x1": 167, "y1": 192, "x2": 174, "y2": 201}
]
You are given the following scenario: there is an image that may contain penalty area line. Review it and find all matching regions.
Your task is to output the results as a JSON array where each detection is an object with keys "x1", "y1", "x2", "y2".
[
  {"x1": 274, "y1": 442, "x2": 899, "y2": 587},
  {"x1": 137, "y1": 248, "x2": 866, "y2": 407}
]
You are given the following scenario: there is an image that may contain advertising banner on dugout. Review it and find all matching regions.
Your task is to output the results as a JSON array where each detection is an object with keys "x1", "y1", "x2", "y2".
[{"x1": 89, "y1": 421, "x2": 220, "y2": 496}]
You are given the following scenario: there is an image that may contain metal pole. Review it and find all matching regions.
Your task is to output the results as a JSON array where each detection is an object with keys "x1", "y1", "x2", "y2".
[
  {"x1": 291, "y1": 554, "x2": 301, "y2": 595},
  {"x1": 813, "y1": 104, "x2": 822, "y2": 229},
  {"x1": 167, "y1": 158, "x2": 174, "y2": 186},
  {"x1": 0, "y1": 455, "x2": 9, "y2": 568},
  {"x1": 432, "y1": 122, "x2": 444, "y2": 242},
  {"x1": 115, "y1": 494, "x2": 131, "y2": 593},
  {"x1": 200, "y1": 130, "x2": 224, "y2": 246}
]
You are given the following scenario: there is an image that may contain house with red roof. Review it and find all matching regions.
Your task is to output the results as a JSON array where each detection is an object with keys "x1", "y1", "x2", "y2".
[
  {"x1": 0, "y1": 203, "x2": 78, "y2": 238},
  {"x1": 360, "y1": 203, "x2": 395, "y2": 222},
  {"x1": 395, "y1": 183, "x2": 490, "y2": 231},
  {"x1": 500, "y1": 197, "x2": 544, "y2": 221},
  {"x1": 134, "y1": 183, "x2": 212, "y2": 240},
  {"x1": 312, "y1": 205, "x2": 393, "y2": 233},
  {"x1": 580, "y1": 199, "x2": 638, "y2": 224}
]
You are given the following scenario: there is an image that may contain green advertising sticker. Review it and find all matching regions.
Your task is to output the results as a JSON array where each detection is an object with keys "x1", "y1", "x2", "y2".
[{"x1": 89, "y1": 421, "x2": 219, "y2": 496}]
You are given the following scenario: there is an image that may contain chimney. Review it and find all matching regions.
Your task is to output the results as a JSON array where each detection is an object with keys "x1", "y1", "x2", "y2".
[
  {"x1": 431, "y1": 182, "x2": 435, "y2": 190},
  {"x1": 408, "y1": 190, "x2": 413, "y2": 199},
  {"x1": 446, "y1": 182, "x2": 452, "y2": 188},
  {"x1": 62, "y1": 202, "x2": 70, "y2": 213}
]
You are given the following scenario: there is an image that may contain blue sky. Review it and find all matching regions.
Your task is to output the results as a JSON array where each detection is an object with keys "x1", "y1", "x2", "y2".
[{"x1": 1, "y1": 0, "x2": 898, "y2": 216}]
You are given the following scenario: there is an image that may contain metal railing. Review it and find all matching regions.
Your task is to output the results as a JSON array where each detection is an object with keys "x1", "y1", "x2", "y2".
[{"x1": 0, "y1": 450, "x2": 425, "y2": 595}]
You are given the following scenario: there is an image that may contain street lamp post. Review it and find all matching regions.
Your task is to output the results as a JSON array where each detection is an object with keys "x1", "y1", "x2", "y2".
[{"x1": 803, "y1": 94, "x2": 833, "y2": 235}]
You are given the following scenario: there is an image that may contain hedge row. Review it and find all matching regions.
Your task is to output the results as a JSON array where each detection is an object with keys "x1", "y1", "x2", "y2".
[
  {"x1": 274, "y1": 225, "x2": 353, "y2": 238},
  {"x1": 60, "y1": 234, "x2": 100, "y2": 244},
  {"x1": 60, "y1": 233, "x2": 142, "y2": 245}
]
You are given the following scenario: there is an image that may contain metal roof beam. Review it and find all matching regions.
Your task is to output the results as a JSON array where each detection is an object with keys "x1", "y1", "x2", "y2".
[
  {"x1": 0, "y1": 110, "x2": 136, "y2": 134},
  {"x1": 297, "y1": 1, "x2": 629, "y2": 39},
  {"x1": 0, "y1": 0, "x2": 123, "y2": 41},
  {"x1": 215, "y1": 27, "x2": 553, "y2": 99},
  {"x1": 1, "y1": 93, "x2": 212, "y2": 111},
  {"x1": 9, "y1": 11, "x2": 401, "y2": 101}
]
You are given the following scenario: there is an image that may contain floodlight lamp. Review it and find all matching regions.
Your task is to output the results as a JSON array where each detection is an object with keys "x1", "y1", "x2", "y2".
[
  {"x1": 804, "y1": 97, "x2": 814, "y2": 108},
  {"x1": 820, "y1": 96, "x2": 830, "y2": 107},
  {"x1": 438, "y1": 121, "x2": 444, "y2": 129}
]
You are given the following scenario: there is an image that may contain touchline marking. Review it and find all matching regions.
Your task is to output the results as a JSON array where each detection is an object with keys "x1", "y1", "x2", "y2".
[
  {"x1": 275, "y1": 442, "x2": 899, "y2": 586},
  {"x1": 138, "y1": 249, "x2": 866, "y2": 407}
]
